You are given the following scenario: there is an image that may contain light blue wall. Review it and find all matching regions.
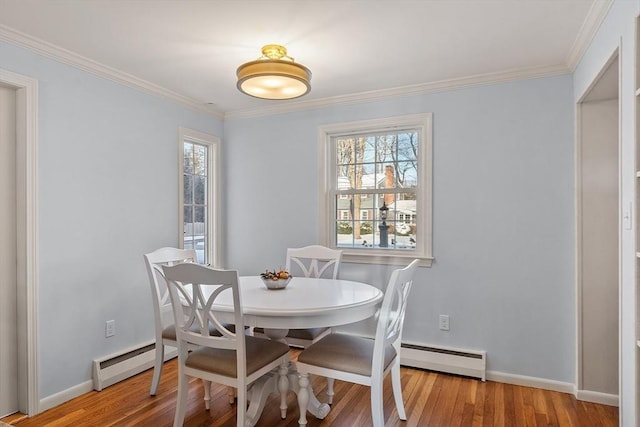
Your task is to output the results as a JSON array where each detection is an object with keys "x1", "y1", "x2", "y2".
[
  {"x1": 1, "y1": 31, "x2": 577, "y2": 401},
  {"x1": 224, "y1": 75, "x2": 575, "y2": 382},
  {"x1": 574, "y1": 1, "x2": 639, "y2": 424},
  {"x1": 0, "y1": 40, "x2": 222, "y2": 398}
]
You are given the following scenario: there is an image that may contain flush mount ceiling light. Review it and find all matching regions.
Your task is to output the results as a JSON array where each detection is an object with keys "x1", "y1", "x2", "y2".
[{"x1": 236, "y1": 44, "x2": 311, "y2": 100}]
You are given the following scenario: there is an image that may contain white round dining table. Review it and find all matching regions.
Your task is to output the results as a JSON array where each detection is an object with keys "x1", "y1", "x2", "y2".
[
  {"x1": 211, "y1": 276, "x2": 384, "y2": 330},
  {"x1": 203, "y1": 275, "x2": 383, "y2": 425}
]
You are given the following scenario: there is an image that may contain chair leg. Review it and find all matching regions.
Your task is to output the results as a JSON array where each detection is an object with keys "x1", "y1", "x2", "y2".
[
  {"x1": 278, "y1": 362, "x2": 289, "y2": 419},
  {"x1": 297, "y1": 373, "x2": 310, "y2": 426},
  {"x1": 370, "y1": 377, "x2": 384, "y2": 427},
  {"x1": 173, "y1": 369, "x2": 189, "y2": 427},
  {"x1": 391, "y1": 360, "x2": 407, "y2": 420},
  {"x1": 150, "y1": 342, "x2": 164, "y2": 396},
  {"x1": 326, "y1": 378, "x2": 335, "y2": 404},
  {"x1": 227, "y1": 386, "x2": 236, "y2": 404},
  {"x1": 236, "y1": 385, "x2": 247, "y2": 427},
  {"x1": 204, "y1": 380, "x2": 212, "y2": 410}
]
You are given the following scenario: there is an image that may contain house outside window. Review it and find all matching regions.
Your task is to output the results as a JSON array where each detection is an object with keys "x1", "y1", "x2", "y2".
[
  {"x1": 179, "y1": 127, "x2": 222, "y2": 267},
  {"x1": 318, "y1": 114, "x2": 433, "y2": 266}
]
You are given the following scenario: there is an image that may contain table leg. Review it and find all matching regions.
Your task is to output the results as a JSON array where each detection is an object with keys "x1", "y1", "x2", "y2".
[
  {"x1": 242, "y1": 328, "x2": 331, "y2": 424},
  {"x1": 245, "y1": 374, "x2": 274, "y2": 426},
  {"x1": 244, "y1": 362, "x2": 330, "y2": 425},
  {"x1": 287, "y1": 369, "x2": 330, "y2": 419}
]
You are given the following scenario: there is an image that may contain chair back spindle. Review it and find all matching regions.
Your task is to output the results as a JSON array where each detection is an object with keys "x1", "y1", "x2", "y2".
[{"x1": 285, "y1": 245, "x2": 342, "y2": 279}]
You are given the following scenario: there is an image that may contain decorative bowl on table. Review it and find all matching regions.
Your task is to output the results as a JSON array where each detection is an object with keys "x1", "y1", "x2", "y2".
[{"x1": 260, "y1": 269, "x2": 292, "y2": 290}]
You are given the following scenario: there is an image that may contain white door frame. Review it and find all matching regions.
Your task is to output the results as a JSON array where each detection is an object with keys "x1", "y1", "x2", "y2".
[
  {"x1": 0, "y1": 69, "x2": 39, "y2": 415},
  {"x1": 574, "y1": 46, "x2": 621, "y2": 406}
]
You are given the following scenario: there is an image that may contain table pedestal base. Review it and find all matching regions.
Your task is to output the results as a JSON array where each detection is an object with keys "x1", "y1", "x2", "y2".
[{"x1": 245, "y1": 362, "x2": 330, "y2": 426}]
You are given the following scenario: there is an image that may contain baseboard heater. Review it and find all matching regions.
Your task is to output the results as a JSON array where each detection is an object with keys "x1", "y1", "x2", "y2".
[
  {"x1": 400, "y1": 342, "x2": 487, "y2": 381},
  {"x1": 92, "y1": 340, "x2": 176, "y2": 391}
]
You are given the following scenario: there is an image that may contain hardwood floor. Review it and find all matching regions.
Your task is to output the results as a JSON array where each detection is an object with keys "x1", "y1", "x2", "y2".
[{"x1": 8, "y1": 351, "x2": 618, "y2": 427}]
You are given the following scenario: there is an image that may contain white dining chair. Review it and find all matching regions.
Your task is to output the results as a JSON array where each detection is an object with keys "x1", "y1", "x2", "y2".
[
  {"x1": 143, "y1": 247, "x2": 199, "y2": 396},
  {"x1": 252, "y1": 245, "x2": 343, "y2": 403},
  {"x1": 145, "y1": 247, "x2": 237, "y2": 403},
  {"x1": 295, "y1": 259, "x2": 420, "y2": 427},
  {"x1": 162, "y1": 263, "x2": 291, "y2": 427},
  {"x1": 282, "y1": 245, "x2": 343, "y2": 347}
]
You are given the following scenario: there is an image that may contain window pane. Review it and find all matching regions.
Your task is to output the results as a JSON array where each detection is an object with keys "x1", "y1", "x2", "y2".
[
  {"x1": 362, "y1": 137, "x2": 376, "y2": 163},
  {"x1": 360, "y1": 221, "x2": 374, "y2": 245},
  {"x1": 336, "y1": 137, "x2": 355, "y2": 167},
  {"x1": 184, "y1": 205, "x2": 193, "y2": 230},
  {"x1": 184, "y1": 205, "x2": 194, "y2": 254},
  {"x1": 397, "y1": 132, "x2": 418, "y2": 161},
  {"x1": 336, "y1": 220, "x2": 354, "y2": 245},
  {"x1": 377, "y1": 163, "x2": 399, "y2": 189},
  {"x1": 184, "y1": 174, "x2": 193, "y2": 204},
  {"x1": 184, "y1": 235, "x2": 195, "y2": 251},
  {"x1": 375, "y1": 134, "x2": 395, "y2": 163},
  {"x1": 194, "y1": 206, "x2": 206, "y2": 264},
  {"x1": 194, "y1": 206, "x2": 206, "y2": 224},
  {"x1": 194, "y1": 175, "x2": 206, "y2": 205},
  {"x1": 184, "y1": 143, "x2": 194, "y2": 174},
  {"x1": 396, "y1": 161, "x2": 418, "y2": 188},
  {"x1": 336, "y1": 194, "x2": 352, "y2": 219},
  {"x1": 358, "y1": 163, "x2": 375, "y2": 190},
  {"x1": 194, "y1": 144, "x2": 207, "y2": 176}
]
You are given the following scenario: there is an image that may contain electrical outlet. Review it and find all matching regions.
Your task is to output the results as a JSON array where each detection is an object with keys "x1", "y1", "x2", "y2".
[
  {"x1": 105, "y1": 320, "x2": 115, "y2": 338},
  {"x1": 439, "y1": 315, "x2": 450, "y2": 331}
]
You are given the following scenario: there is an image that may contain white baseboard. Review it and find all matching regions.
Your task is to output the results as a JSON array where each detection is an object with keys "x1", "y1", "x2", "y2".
[
  {"x1": 439, "y1": 368, "x2": 619, "y2": 408},
  {"x1": 575, "y1": 389, "x2": 619, "y2": 407},
  {"x1": 488, "y1": 371, "x2": 618, "y2": 407},
  {"x1": 38, "y1": 345, "x2": 177, "y2": 413},
  {"x1": 486, "y1": 370, "x2": 575, "y2": 394},
  {"x1": 38, "y1": 380, "x2": 93, "y2": 413}
]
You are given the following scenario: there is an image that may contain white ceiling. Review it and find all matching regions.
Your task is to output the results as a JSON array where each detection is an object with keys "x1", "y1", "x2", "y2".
[{"x1": 0, "y1": 0, "x2": 611, "y2": 117}]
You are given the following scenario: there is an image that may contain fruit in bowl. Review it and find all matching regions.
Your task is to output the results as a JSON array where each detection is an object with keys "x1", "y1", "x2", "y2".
[{"x1": 260, "y1": 269, "x2": 292, "y2": 290}]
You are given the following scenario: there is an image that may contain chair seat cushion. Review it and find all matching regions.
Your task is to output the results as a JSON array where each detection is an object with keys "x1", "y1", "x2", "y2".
[
  {"x1": 297, "y1": 333, "x2": 396, "y2": 377},
  {"x1": 161, "y1": 323, "x2": 223, "y2": 341},
  {"x1": 185, "y1": 336, "x2": 289, "y2": 377}
]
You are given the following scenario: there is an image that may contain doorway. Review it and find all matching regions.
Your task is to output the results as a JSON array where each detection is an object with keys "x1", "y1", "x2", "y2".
[
  {"x1": 0, "y1": 69, "x2": 38, "y2": 416},
  {"x1": 576, "y1": 51, "x2": 620, "y2": 404}
]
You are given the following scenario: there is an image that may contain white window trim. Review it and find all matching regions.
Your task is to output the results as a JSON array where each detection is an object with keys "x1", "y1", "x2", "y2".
[
  {"x1": 178, "y1": 127, "x2": 223, "y2": 268},
  {"x1": 317, "y1": 113, "x2": 433, "y2": 267}
]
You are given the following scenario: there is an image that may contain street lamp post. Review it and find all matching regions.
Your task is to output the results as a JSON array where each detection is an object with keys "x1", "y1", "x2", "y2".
[{"x1": 379, "y1": 201, "x2": 389, "y2": 248}]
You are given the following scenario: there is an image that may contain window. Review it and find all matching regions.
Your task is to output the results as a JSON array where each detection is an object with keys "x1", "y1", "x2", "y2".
[
  {"x1": 318, "y1": 114, "x2": 432, "y2": 266},
  {"x1": 179, "y1": 127, "x2": 222, "y2": 267}
]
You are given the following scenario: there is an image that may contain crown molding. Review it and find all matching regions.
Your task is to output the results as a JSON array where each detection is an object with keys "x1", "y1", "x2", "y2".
[
  {"x1": 0, "y1": 25, "x2": 224, "y2": 120},
  {"x1": 0, "y1": 4, "x2": 594, "y2": 124},
  {"x1": 565, "y1": 0, "x2": 614, "y2": 70},
  {"x1": 224, "y1": 64, "x2": 570, "y2": 120}
]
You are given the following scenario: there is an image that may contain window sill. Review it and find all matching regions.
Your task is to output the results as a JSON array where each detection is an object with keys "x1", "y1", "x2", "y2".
[{"x1": 341, "y1": 251, "x2": 433, "y2": 267}]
